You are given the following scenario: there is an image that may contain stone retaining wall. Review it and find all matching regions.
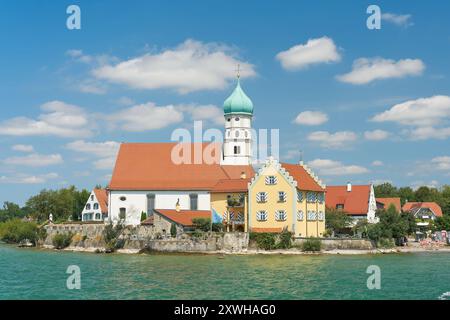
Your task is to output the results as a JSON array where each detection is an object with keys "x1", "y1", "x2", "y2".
[{"x1": 293, "y1": 238, "x2": 375, "y2": 250}]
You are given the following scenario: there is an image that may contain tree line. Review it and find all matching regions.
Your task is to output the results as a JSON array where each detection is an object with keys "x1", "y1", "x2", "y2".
[{"x1": 0, "y1": 186, "x2": 91, "y2": 223}]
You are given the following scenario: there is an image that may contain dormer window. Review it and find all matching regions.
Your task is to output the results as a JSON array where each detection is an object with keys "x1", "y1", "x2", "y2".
[
  {"x1": 336, "y1": 204, "x2": 344, "y2": 210},
  {"x1": 265, "y1": 176, "x2": 277, "y2": 185}
]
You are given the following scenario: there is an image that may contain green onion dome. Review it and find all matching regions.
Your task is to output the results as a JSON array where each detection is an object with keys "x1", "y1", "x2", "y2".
[{"x1": 223, "y1": 80, "x2": 253, "y2": 115}]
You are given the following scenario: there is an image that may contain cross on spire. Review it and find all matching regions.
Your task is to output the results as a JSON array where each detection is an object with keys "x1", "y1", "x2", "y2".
[{"x1": 235, "y1": 64, "x2": 241, "y2": 79}]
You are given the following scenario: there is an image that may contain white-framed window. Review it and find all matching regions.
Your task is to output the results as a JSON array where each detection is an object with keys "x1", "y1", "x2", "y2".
[
  {"x1": 317, "y1": 192, "x2": 325, "y2": 204},
  {"x1": 297, "y1": 210, "x2": 304, "y2": 221},
  {"x1": 265, "y1": 175, "x2": 277, "y2": 185},
  {"x1": 93, "y1": 203, "x2": 99, "y2": 210},
  {"x1": 307, "y1": 192, "x2": 317, "y2": 203},
  {"x1": 256, "y1": 192, "x2": 268, "y2": 203},
  {"x1": 307, "y1": 210, "x2": 317, "y2": 221},
  {"x1": 236, "y1": 212, "x2": 244, "y2": 222},
  {"x1": 278, "y1": 191, "x2": 287, "y2": 202},
  {"x1": 318, "y1": 211, "x2": 325, "y2": 221},
  {"x1": 297, "y1": 191, "x2": 304, "y2": 202},
  {"x1": 85, "y1": 203, "x2": 91, "y2": 210},
  {"x1": 256, "y1": 210, "x2": 268, "y2": 221},
  {"x1": 275, "y1": 210, "x2": 287, "y2": 221}
]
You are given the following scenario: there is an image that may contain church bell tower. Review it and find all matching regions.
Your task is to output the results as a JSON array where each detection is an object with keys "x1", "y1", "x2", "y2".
[{"x1": 221, "y1": 70, "x2": 253, "y2": 166}]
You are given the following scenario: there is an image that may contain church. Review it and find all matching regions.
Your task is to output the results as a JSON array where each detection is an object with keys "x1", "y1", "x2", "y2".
[{"x1": 107, "y1": 78, "x2": 326, "y2": 237}]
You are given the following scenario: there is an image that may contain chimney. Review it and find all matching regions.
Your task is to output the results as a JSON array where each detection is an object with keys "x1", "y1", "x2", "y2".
[
  {"x1": 175, "y1": 198, "x2": 181, "y2": 212},
  {"x1": 347, "y1": 182, "x2": 352, "y2": 192},
  {"x1": 240, "y1": 171, "x2": 247, "y2": 179}
]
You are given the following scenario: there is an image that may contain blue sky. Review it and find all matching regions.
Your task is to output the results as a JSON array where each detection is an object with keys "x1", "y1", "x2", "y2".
[{"x1": 1, "y1": 0, "x2": 450, "y2": 205}]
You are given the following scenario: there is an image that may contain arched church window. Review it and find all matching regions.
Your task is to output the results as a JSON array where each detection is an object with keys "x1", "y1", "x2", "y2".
[{"x1": 235, "y1": 131, "x2": 239, "y2": 138}]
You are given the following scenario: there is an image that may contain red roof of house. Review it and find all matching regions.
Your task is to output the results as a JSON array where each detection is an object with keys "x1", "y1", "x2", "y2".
[
  {"x1": 402, "y1": 202, "x2": 443, "y2": 217},
  {"x1": 281, "y1": 163, "x2": 325, "y2": 192},
  {"x1": 326, "y1": 185, "x2": 371, "y2": 215},
  {"x1": 93, "y1": 189, "x2": 108, "y2": 214},
  {"x1": 211, "y1": 178, "x2": 250, "y2": 193},
  {"x1": 155, "y1": 209, "x2": 211, "y2": 227},
  {"x1": 376, "y1": 197, "x2": 401, "y2": 212},
  {"x1": 109, "y1": 143, "x2": 254, "y2": 191},
  {"x1": 251, "y1": 227, "x2": 283, "y2": 233}
]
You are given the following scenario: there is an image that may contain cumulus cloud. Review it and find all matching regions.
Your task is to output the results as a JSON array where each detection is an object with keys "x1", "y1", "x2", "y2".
[
  {"x1": 307, "y1": 131, "x2": 357, "y2": 148},
  {"x1": 382, "y1": 13, "x2": 413, "y2": 28},
  {"x1": 0, "y1": 172, "x2": 58, "y2": 184},
  {"x1": 177, "y1": 104, "x2": 224, "y2": 125},
  {"x1": 66, "y1": 140, "x2": 121, "y2": 171},
  {"x1": 294, "y1": 111, "x2": 328, "y2": 126},
  {"x1": 431, "y1": 156, "x2": 450, "y2": 171},
  {"x1": 307, "y1": 159, "x2": 369, "y2": 176},
  {"x1": 372, "y1": 95, "x2": 450, "y2": 140},
  {"x1": 3, "y1": 153, "x2": 63, "y2": 167},
  {"x1": 337, "y1": 57, "x2": 425, "y2": 85},
  {"x1": 364, "y1": 129, "x2": 390, "y2": 141},
  {"x1": 106, "y1": 102, "x2": 184, "y2": 131},
  {"x1": 92, "y1": 39, "x2": 256, "y2": 93},
  {"x1": 0, "y1": 101, "x2": 92, "y2": 138},
  {"x1": 372, "y1": 95, "x2": 450, "y2": 127},
  {"x1": 276, "y1": 37, "x2": 341, "y2": 70},
  {"x1": 11, "y1": 144, "x2": 34, "y2": 152}
]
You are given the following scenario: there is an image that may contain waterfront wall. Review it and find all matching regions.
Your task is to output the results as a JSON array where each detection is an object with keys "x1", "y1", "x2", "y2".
[
  {"x1": 293, "y1": 238, "x2": 375, "y2": 250},
  {"x1": 43, "y1": 223, "x2": 249, "y2": 253}
]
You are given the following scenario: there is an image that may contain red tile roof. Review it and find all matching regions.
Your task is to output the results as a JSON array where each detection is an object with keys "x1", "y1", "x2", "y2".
[
  {"x1": 211, "y1": 178, "x2": 250, "y2": 193},
  {"x1": 281, "y1": 163, "x2": 325, "y2": 192},
  {"x1": 376, "y1": 197, "x2": 401, "y2": 212},
  {"x1": 93, "y1": 189, "x2": 108, "y2": 214},
  {"x1": 109, "y1": 143, "x2": 254, "y2": 191},
  {"x1": 402, "y1": 202, "x2": 443, "y2": 217},
  {"x1": 155, "y1": 209, "x2": 211, "y2": 227},
  {"x1": 251, "y1": 227, "x2": 283, "y2": 233},
  {"x1": 326, "y1": 185, "x2": 371, "y2": 215}
]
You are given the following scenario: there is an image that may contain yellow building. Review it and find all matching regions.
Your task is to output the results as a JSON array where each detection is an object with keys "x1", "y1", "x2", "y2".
[{"x1": 248, "y1": 157, "x2": 326, "y2": 237}]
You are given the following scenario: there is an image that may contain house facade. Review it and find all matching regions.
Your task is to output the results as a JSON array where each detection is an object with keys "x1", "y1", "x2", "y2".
[
  {"x1": 248, "y1": 157, "x2": 326, "y2": 237},
  {"x1": 326, "y1": 183, "x2": 378, "y2": 223},
  {"x1": 81, "y1": 188, "x2": 108, "y2": 222}
]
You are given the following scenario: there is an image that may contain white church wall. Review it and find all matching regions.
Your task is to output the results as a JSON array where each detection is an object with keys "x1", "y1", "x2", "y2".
[{"x1": 109, "y1": 190, "x2": 211, "y2": 226}]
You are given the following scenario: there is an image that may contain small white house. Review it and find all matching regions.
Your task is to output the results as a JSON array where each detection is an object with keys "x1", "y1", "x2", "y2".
[{"x1": 81, "y1": 189, "x2": 108, "y2": 222}]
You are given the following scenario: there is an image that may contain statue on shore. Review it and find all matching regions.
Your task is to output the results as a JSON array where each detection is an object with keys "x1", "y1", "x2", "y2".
[{"x1": 49, "y1": 213, "x2": 53, "y2": 223}]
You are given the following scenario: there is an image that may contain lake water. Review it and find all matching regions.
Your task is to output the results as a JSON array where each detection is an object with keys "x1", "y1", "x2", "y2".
[{"x1": 1, "y1": 244, "x2": 449, "y2": 300}]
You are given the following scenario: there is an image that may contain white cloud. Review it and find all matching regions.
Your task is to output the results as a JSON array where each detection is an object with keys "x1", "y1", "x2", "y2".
[
  {"x1": 116, "y1": 96, "x2": 135, "y2": 106},
  {"x1": 372, "y1": 95, "x2": 450, "y2": 140},
  {"x1": 431, "y1": 156, "x2": 450, "y2": 171},
  {"x1": 177, "y1": 104, "x2": 224, "y2": 125},
  {"x1": 382, "y1": 13, "x2": 413, "y2": 28},
  {"x1": 0, "y1": 101, "x2": 92, "y2": 138},
  {"x1": 78, "y1": 79, "x2": 107, "y2": 94},
  {"x1": 11, "y1": 144, "x2": 34, "y2": 152},
  {"x1": 294, "y1": 111, "x2": 328, "y2": 126},
  {"x1": 372, "y1": 95, "x2": 450, "y2": 127},
  {"x1": 3, "y1": 153, "x2": 63, "y2": 167},
  {"x1": 0, "y1": 172, "x2": 58, "y2": 184},
  {"x1": 372, "y1": 160, "x2": 384, "y2": 166},
  {"x1": 66, "y1": 140, "x2": 120, "y2": 158},
  {"x1": 307, "y1": 159, "x2": 369, "y2": 176},
  {"x1": 307, "y1": 131, "x2": 357, "y2": 148},
  {"x1": 92, "y1": 39, "x2": 256, "y2": 93},
  {"x1": 276, "y1": 36, "x2": 341, "y2": 70},
  {"x1": 337, "y1": 57, "x2": 425, "y2": 85},
  {"x1": 364, "y1": 129, "x2": 390, "y2": 140},
  {"x1": 106, "y1": 102, "x2": 184, "y2": 131},
  {"x1": 66, "y1": 140, "x2": 121, "y2": 171}
]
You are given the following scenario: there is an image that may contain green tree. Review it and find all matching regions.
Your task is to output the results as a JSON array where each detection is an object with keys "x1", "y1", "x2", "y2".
[
  {"x1": 170, "y1": 223, "x2": 177, "y2": 237},
  {"x1": 374, "y1": 183, "x2": 398, "y2": 198},
  {"x1": 192, "y1": 218, "x2": 211, "y2": 232},
  {"x1": 434, "y1": 215, "x2": 450, "y2": 231},
  {"x1": 0, "y1": 202, "x2": 25, "y2": 222},
  {"x1": 325, "y1": 208, "x2": 352, "y2": 235},
  {"x1": 398, "y1": 187, "x2": 415, "y2": 205}
]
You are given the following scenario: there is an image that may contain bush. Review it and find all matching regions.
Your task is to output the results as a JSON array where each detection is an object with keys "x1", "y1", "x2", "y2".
[
  {"x1": 301, "y1": 238, "x2": 322, "y2": 252},
  {"x1": 192, "y1": 218, "x2": 211, "y2": 232},
  {"x1": 211, "y1": 223, "x2": 223, "y2": 232},
  {"x1": 140, "y1": 211, "x2": 147, "y2": 222},
  {"x1": 250, "y1": 232, "x2": 276, "y2": 250},
  {"x1": 103, "y1": 222, "x2": 124, "y2": 252},
  {"x1": 276, "y1": 230, "x2": 293, "y2": 249},
  {"x1": 0, "y1": 219, "x2": 39, "y2": 244},
  {"x1": 52, "y1": 232, "x2": 73, "y2": 249}
]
